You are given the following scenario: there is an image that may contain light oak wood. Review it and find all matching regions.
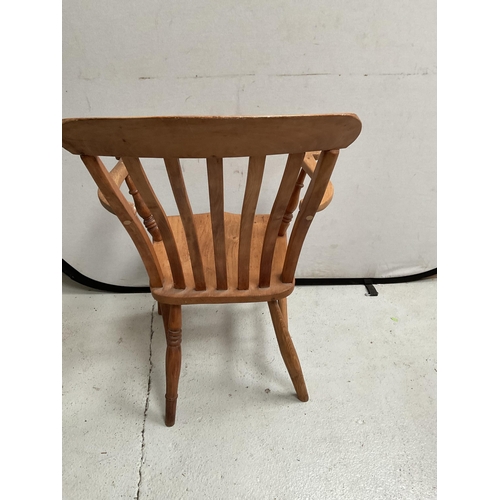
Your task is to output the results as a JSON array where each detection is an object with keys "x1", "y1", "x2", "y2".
[
  {"x1": 151, "y1": 212, "x2": 293, "y2": 305},
  {"x1": 124, "y1": 175, "x2": 162, "y2": 242},
  {"x1": 301, "y1": 152, "x2": 334, "y2": 212},
  {"x1": 238, "y1": 156, "x2": 266, "y2": 290},
  {"x1": 282, "y1": 150, "x2": 340, "y2": 283},
  {"x1": 163, "y1": 304, "x2": 181, "y2": 427},
  {"x1": 278, "y1": 297, "x2": 288, "y2": 330},
  {"x1": 122, "y1": 157, "x2": 186, "y2": 289},
  {"x1": 259, "y1": 153, "x2": 304, "y2": 288},
  {"x1": 279, "y1": 169, "x2": 307, "y2": 237},
  {"x1": 97, "y1": 159, "x2": 131, "y2": 214},
  {"x1": 80, "y1": 155, "x2": 163, "y2": 288},
  {"x1": 63, "y1": 114, "x2": 362, "y2": 426},
  {"x1": 268, "y1": 300, "x2": 308, "y2": 402},
  {"x1": 164, "y1": 158, "x2": 206, "y2": 290},
  {"x1": 206, "y1": 157, "x2": 228, "y2": 290},
  {"x1": 63, "y1": 114, "x2": 362, "y2": 158}
]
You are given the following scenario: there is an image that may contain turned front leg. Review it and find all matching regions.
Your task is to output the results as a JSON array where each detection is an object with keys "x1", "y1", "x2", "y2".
[{"x1": 162, "y1": 304, "x2": 182, "y2": 427}]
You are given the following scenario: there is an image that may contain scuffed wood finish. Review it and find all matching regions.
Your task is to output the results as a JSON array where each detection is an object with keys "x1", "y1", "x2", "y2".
[
  {"x1": 122, "y1": 157, "x2": 186, "y2": 289},
  {"x1": 282, "y1": 150, "x2": 340, "y2": 283},
  {"x1": 238, "y1": 156, "x2": 266, "y2": 290},
  {"x1": 62, "y1": 114, "x2": 362, "y2": 158},
  {"x1": 268, "y1": 300, "x2": 308, "y2": 402},
  {"x1": 80, "y1": 155, "x2": 163, "y2": 288},
  {"x1": 206, "y1": 157, "x2": 228, "y2": 290},
  {"x1": 278, "y1": 297, "x2": 288, "y2": 330},
  {"x1": 124, "y1": 175, "x2": 162, "y2": 242},
  {"x1": 97, "y1": 159, "x2": 131, "y2": 214},
  {"x1": 164, "y1": 158, "x2": 206, "y2": 291},
  {"x1": 62, "y1": 114, "x2": 363, "y2": 426},
  {"x1": 259, "y1": 153, "x2": 304, "y2": 288},
  {"x1": 301, "y1": 152, "x2": 334, "y2": 212},
  {"x1": 279, "y1": 169, "x2": 307, "y2": 236},
  {"x1": 163, "y1": 304, "x2": 182, "y2": 427},
  {"x1": 152, "y1": 213, "x2": 294, "y2": 305}
]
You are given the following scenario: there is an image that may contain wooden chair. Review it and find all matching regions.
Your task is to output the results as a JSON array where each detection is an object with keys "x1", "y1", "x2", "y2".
[{"x1": 62, "y1": 114, "x2": 362, "y2": 426}]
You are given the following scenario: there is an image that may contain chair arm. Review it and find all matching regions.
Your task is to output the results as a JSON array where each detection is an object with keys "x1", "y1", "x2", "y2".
[
  {"x1": 97, "y1": 159, "x2": 136, "y2": 215},
  {"x1": 300, "y1": 151, "x2": 334, "y2": 212}
]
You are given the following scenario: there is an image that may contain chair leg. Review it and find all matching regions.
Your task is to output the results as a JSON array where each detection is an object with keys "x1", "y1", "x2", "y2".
[
  {"x1": 278, "y1": 297, "x2": 288, "y2": 330},
  {"x1": 267, "y1": 300, "x2": 309, "y2": 402},
  {"x1": 161, "y1": 304, "x2": 182, "y2": 426},
  {"x1": 158, "y1": 302, "x2": 170, "y2": 320}
]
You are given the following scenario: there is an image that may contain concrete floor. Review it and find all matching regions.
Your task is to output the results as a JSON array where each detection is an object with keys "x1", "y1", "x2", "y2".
[{"x1": 62, "y1": 276, "x2": 436, "y2": 500}]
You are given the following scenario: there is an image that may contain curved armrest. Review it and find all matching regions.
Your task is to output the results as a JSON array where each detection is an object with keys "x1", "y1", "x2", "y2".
[
  {"x1": 97, "y1": 159, "x2": 136, "y2": 215},
  {"x1": 300, "y1": 151, "x2": 334, "y2": 212}
]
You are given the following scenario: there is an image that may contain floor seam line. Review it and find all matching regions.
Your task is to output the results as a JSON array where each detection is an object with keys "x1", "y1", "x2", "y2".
[{"x1": 135, "y1": 303, "x2": 155, "y2": 500}]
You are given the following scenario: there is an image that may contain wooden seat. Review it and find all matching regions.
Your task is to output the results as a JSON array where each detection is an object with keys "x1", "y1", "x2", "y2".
[
  {"x1": 62, "y1": 114, "x2": 362, "y2": 426},
  {"x1": 152, "y1": 212, "x2": 294, "y2": 304}
]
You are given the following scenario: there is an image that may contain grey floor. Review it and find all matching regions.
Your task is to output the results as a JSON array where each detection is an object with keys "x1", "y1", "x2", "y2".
[{"x1": 62, "y1": 276, "x2": 436, "y2": 500}]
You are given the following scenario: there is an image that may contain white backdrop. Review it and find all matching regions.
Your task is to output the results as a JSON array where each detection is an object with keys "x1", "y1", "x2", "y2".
[{"x1": 62, "y1": 0, "x2": 436, "y2": 286}]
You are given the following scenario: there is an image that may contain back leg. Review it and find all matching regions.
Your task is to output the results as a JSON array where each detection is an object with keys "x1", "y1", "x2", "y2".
[
  {"x1": 278, "y1": 297, "x2": 288, "y2": 330},
  {"x1": 161, "y1": 304, "x2": 182, "y2": 426},
  {"x1": 158, "y1": 302, "x2": 170, "y2": 319},
  {"x1": 267, "y1": 300, "x2": 309, "y2": 402}
]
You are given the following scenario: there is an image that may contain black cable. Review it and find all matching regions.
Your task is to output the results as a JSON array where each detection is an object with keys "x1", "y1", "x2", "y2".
[{"x1": 63, "y1": 259, "x2": 436, "y2": 293}]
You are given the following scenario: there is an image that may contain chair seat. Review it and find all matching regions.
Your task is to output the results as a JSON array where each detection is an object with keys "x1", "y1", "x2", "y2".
[{"x1": 151, "y1": 212, "x2": 294, "y2": 305}]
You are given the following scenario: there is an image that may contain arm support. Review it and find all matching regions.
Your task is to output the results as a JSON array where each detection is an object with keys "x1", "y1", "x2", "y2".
[
  {"x1": 300, "y1": 152, "x2": 334, "y2": 212},
  {"x1": 97, "y1": 159, "x2": 136, "y2": 215}
]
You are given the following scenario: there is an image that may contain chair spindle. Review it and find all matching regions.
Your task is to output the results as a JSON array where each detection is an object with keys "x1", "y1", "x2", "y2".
[
  {"x1": 238, "y1": 156, "x2": 266, "y2": 290},
  {"x1": 206, "y1": 157, "x2": 228, "y2": 290},
  {"x1": 259, "y1": 152, "x2": 305, "y2": 288},
  {"x1": 282, "y1": 150, "x2": 339, "y2": 283},
  {"x1": 164, "y1": 158, "x2": 206, "y2": 291},
  {"x1": 278, "y1": 168, "x2": 307, "y2": 237},
  {"x1": 80, "y1": 155, "x2": 163, "y2": 288},
  {"x1": 121, "y1": 157, "x2": 186, "y2": 289},
  {"x1": 125, "y1": 175, "x2": 162, "y2": 242}
]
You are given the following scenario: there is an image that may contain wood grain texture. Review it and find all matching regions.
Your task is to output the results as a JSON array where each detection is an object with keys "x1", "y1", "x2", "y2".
[
  {"x1": 238, "y1": 156, "x2": 266, "y2": 290},
  {"x1": 268, "y1": 300, "x2": 308, "y2": 402},
  {"x1": 206, "y1": 157, "x2": 228, "y2": 290},
  {"x1": 62, "y1": 114, "x2": 362, "y2": 158},
  {"x1": 282, "y1": 150, "x2": 340, "y2": 283},
  {"x1": 124, "y1": 175, "x2": 162, "y2": 242},
  {"x1": 164, "y1": 304, "x2": 182, "y2": 427},
  {"x1": 278, "y1": 297, "x2": 288, "y2": 330},
  {"x1": 97, "y1": 159, "x2": 132, "y2": 214},
  {"x1": 301, "y1": 152, "x2": 334, "y2": 212},
  {"x1": 279, "y1": 169, "x2": 307, "y2": 236},
  {"x1": 122, "y1": 157, "x2": 186, "y2": 289},
  {"x1": 164, "y1": 158, "x2": 206, "y2": 291},
  {"x1": 63, "y1": 115, "x2": 363, "y2": 427},
  {"x1": 152, "y1": 213, "x2": 294, "y2": 305},
  {"x1": 80, "y1": 155, "x2": 163, "y2": 288},
  {"x1": 259, "y1": 153, "x2": 304, "y2": 288}
]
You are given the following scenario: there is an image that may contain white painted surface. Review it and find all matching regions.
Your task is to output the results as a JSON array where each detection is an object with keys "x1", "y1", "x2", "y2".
[
  {"x1": 63, "y1": 0, "x2": 436, "y2": 285},
  {"x1": 62, "y1": 277, "x2": 437, "y2": 499}
]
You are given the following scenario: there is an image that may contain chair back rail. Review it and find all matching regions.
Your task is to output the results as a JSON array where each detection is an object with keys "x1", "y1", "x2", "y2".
[{"x1": 63, "y1": 115, "x2": 362, "y2": 293}]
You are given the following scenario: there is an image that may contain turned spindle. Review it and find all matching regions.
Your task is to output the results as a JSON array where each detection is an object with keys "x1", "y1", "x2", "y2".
[
  {"x1": 163, "y1": 304, "x2": 182, "y2": 427},
  {"x1": 125, "y1": 175, "x2": 162, "y2": 242},
  {"x1": 278, "y1": 169, "x2": 307, "y2": 236}
]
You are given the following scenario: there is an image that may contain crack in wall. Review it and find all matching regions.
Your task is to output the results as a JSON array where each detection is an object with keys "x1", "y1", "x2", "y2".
[{"x1": 135, "y1": 303, "x2": 156, "y2": 500}]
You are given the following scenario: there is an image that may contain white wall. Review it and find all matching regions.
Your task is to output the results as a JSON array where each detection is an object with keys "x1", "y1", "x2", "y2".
[{"x1": 63, "y1": 0, "x2": 436, "y2": 286}]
